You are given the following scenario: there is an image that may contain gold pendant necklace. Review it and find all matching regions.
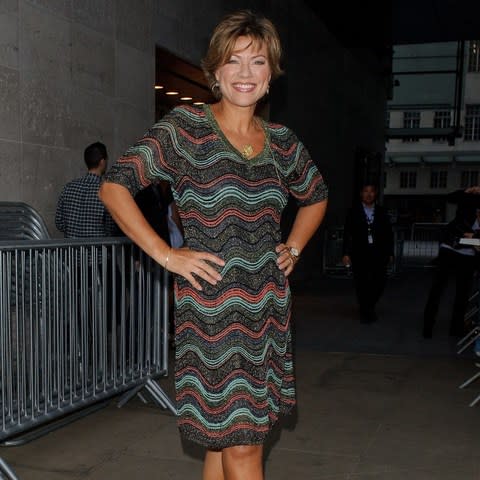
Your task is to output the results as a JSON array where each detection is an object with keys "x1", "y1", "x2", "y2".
[{"x1": 241, "y1": 144, "x2": 254, "y2": 159}]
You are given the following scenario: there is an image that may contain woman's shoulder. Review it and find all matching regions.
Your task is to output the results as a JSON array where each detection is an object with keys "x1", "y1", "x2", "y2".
[
  {"x1": 265, "y1": 120, "x2": 300, "y2": 150},
  {"x1": 155, "y1": 105, "x2": 206, "y2": 127},
  {"x1": 266, "y1": 120, "x2": 295, "y2": 139},
  {"x1": 145, "y1": 105, "x2": 208, "y2": 143}
]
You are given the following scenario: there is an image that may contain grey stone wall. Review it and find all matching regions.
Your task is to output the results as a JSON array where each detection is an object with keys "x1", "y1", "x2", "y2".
[{"x1": 0, "y1": 0, "x2": 155, "y2": 236}]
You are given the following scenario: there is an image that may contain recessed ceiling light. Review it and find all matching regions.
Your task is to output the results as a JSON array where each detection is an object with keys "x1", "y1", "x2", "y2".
[
  {"x1": 193, "y1": 101, "x2": 205, "y2": 105},
  {"x1": 154, "y1": 85, "x2": 164, "y2": 90},
  {"x1": 180, "y1": 96, "x2": 193, "y2": 101},
  {"x1": 165, "y1": 91, "x2": 179, "y2": 95}
]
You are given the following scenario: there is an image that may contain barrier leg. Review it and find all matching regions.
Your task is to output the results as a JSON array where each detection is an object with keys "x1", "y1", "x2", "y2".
[
  {"x1": 117, "y1": 377, "x2": 177, "y2": 415},
  {"x1": 0, "y1": 457, "x2": 18, "y2": 480},
  {"x1": 457, "y1": 330, "x2": 480, "y2": 354},
  {"x1": 137, "y1": 392, "x2": 148, "y2": 404},
  {"x1": 145, "y1": 379, "x2": 177, "y2": 415},
  {"x1": 459, "y1": 371, "x2": 480, "y2": 389},
  {"x1": 116, "y1": 384, "x2": 144, "y2": 409},
  {"x1": 459, "y1": 362, "x2": 480, "y2": 389},
  {"x1": 469, "y1": 393, "x2": 480, "y2": 407},
  {"x1": 457, "y1": 326, "x2": 480, "y2": 347}
]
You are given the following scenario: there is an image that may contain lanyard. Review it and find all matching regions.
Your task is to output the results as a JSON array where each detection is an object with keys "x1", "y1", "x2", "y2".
[{"x1": 364, "y1": 207, "x2": 374, "y2": 244}]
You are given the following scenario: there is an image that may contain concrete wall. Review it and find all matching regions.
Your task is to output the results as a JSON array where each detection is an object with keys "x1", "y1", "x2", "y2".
[{"x1": 0, "y1": 0, "x2": 155, "y2": 236}]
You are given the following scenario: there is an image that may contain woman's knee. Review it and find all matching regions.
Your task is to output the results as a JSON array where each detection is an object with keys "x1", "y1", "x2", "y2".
[{"x1": 223, "y1": 445, "x2": 263, "y2": 463}]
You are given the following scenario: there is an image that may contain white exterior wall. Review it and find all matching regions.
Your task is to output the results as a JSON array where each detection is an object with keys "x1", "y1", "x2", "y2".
[{"x1": 385, "y1": 41, "x2": 480, "y2": 201}]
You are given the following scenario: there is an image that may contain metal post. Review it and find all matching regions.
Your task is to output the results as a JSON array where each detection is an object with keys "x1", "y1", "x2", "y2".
[{"x1": 0, "y1": 457, "x2": 18, "y2": 480}]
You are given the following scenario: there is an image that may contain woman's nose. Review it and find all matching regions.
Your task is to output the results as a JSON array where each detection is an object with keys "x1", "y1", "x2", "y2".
[{"x1": 238, "y1": 62, "x2": 252, "y2": 77}]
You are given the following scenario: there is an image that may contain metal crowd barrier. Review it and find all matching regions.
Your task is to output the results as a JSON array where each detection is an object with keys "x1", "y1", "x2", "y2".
[
  {"x1": 457, "y1": 274, "x2": 480, "y2": 407},
  {"x1": 322, "y1": 226, "x2": 403, "y2": 277},
  {"x1": 0, "y1": 238, "x2": 174, "y2": 479},
  {"x1": 0, "y1": 202, "x2": 51, "y2": 241},
  {"x1": 400, "y1": 222, "x2": 447, "y2": 268},
  {"x1": 322, "y1": 227, "x2": 346, "y2": 277},
  {"x1": 322, "y1": 222, "x2": 448, "y2": 276}
]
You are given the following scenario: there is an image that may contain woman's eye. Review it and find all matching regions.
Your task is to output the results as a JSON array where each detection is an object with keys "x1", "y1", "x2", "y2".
[
  {"x1": 226, "y1": 59, "x2": 238, "y2": 64},
  {"x1": 254, "y1": 60, "x2": 266, "y2": 65}
]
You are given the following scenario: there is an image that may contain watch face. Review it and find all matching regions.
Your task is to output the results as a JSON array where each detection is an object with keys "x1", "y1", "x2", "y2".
[{"x1": 290, "y1": 247, "x2": 299, "y2": 257}]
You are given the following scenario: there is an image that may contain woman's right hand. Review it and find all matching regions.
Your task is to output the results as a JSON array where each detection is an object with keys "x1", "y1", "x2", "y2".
[{"x1": 165, "y1": 247, "x2": 225, "y2": 291}]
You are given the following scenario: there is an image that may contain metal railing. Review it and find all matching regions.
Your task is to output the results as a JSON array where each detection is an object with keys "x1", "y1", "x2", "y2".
[
  {"x1": 400, "y1": 223, "x2": 447, "y2": 267},
  {"x1": 457, "y1": 273, "x2": 480, "y2": 407},
  {"x1": 0, "y1": 238, "x2": 174, "y2": 479},
  {"x1": 323, "y1": 223, "x2": 446, "y2": 276},
  {"x1": 0, "y1": 202, "x2": 50, "y2": 240},
  {"x1": 322, "y1": 226, "x2": 403, "y2": 277}
]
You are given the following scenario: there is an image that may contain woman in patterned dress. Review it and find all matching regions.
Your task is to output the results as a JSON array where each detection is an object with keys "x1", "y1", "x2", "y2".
[{"x1": 99, "y1": 10, "x2": 328, "y2": 480}]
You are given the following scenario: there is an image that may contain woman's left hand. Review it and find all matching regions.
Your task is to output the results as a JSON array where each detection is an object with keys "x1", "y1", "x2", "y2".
[{"x1": 276, "y1": 243, "x2": 297, "y2": 276}]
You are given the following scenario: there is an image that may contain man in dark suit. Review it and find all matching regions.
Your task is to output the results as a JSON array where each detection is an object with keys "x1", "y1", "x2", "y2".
[
  {"x1": 342, "y1": 183, "x2": 394, "y2": 323},
  {"x1": 423, "y1": 187, "x2": 480, "y2": 338}
]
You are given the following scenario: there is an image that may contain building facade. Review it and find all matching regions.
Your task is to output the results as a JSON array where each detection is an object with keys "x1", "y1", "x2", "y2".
[{"x1": 385, "y1": 40, "x2": 480, "y2": 224}]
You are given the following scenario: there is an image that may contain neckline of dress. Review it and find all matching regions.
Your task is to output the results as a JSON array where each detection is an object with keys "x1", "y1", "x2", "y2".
[{"x1": 203, "y1": 104, "x2": 270, "y2": 164}]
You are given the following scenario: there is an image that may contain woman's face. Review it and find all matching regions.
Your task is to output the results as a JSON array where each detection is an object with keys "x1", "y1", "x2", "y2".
[{"x1": 215, "y1": 35, "x2": 271, "y2": 108}]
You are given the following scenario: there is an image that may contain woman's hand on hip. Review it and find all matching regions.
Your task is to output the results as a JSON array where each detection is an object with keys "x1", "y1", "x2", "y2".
[
  {"x1": 165, "y1": 247, "x2": 224, "y2": 291},
  {"x1": 276, "y1": 243, "x2": 296, "y2": 277}
]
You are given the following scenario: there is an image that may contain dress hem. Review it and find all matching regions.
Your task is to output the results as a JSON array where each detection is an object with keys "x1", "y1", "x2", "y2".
[{"x1": 177, "y1": 404, "x2": 295, "y2": 450}]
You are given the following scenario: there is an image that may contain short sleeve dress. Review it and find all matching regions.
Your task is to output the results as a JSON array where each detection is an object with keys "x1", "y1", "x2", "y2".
[{"x1": 103, "y1": 104, "x2": 328, "y2": 449}]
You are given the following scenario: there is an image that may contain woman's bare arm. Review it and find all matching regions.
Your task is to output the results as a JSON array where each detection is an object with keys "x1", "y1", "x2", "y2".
[
  {"x1": 99, "y1": 182, "x2": 224, "y2": 291},
  {"x1": 276, "y1": 199, "x2": 328, "y2": 275}
]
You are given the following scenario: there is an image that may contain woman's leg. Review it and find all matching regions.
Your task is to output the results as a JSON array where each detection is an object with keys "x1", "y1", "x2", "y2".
[
  {"x1": 222, "y1": 445, "x2": 263, "y2": 480},
  {"x1": 203, "y1": 450, "x2": 224, "y2": 480}
]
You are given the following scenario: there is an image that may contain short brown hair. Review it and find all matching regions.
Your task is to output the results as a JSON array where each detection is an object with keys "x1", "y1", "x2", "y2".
[{"x1": 202, "y1": 10, "x2": 283, "y2": 98}]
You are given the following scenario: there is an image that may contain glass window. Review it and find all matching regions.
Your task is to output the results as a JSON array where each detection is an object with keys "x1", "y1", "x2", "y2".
[
  {"x1": 460, "y1": 170, "x2": 479, "y2": 188},
  {"x1": 468, "y1": 40, "x2": 480, "y2": 73},
  {"x1": 430, "y1": 170, "x2": 448, "y2": 188},
  {"x1": 400, "y1": 171, "x2": 417, "y2": 188},
  {"x1": 403, "y1": 111, "x2": 420, "y2": 142},
  {"x1": 465, "y1": 105, "x2": 480, "y2": 141},
  {"x1": 433, "y1": 110, "x2": 451, "y2": 143}
]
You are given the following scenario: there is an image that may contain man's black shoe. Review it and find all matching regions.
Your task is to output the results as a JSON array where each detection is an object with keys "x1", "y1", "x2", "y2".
[
  {"x1": 360, "y1": 310, "x2": 377, "y2": 324},
  {"x1": 422, "y1": 326, "x2": 433, "y2": 339}
]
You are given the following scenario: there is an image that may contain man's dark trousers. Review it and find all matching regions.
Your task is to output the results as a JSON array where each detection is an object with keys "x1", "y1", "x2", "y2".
[
  {"x1": 352, "y1": 248, "x2": 388, "y2": 322},
  {"x1": 424, "y1": 247, "x2": 477, "y2": 337}
]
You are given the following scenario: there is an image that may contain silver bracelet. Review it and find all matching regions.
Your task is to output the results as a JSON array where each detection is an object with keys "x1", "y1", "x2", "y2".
[{"x1": 164, "y1": 247, "x2": 172, "y2": 271}]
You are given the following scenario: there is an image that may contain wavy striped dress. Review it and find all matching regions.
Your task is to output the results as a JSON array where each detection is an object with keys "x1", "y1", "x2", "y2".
[{"x1": 104, "y1": 104, "x2": 328, "y2": 449}]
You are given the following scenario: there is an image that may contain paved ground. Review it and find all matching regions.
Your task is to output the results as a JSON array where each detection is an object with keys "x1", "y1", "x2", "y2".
[{"x1": 2, "y1": 269, "x2": 480, "y2": 479}]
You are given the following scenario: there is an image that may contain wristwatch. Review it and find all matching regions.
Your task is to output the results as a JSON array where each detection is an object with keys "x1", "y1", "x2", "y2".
[{"x1": 287, "y1": 246, "x2": 300, "y2": 263}]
